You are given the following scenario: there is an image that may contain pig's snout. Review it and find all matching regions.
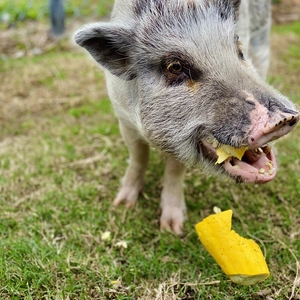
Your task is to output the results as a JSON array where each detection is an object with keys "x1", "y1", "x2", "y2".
[
  {"x1": 219, "y1": 98, "x2": 299, "y2": 184},
  {"x1": 248, "y1": 109, "x2": 300, "y2": 148}
]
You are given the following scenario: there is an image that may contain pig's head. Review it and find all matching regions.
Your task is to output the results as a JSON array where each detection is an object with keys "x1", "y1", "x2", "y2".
[{"x1": 74, "y1": 0, "x2": 299, "y2": 183}]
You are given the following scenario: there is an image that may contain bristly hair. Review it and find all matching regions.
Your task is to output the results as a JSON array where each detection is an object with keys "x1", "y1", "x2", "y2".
[{"x1": 133, "y1": 0, "x2": 240, "y2": 22}]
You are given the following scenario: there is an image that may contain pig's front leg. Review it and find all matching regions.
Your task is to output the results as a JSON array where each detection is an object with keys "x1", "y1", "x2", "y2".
[
  {"x1": 113, "y1": 121, "x2": 149, "y2": 208},
  {"x1": 160, "y1": 157, "x2": 186, "y2": 235}
]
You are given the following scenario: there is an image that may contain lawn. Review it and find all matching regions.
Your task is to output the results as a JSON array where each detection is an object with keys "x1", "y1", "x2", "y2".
[{"x1": 0, "y1": 2, "x2": 299, "y2": 299}]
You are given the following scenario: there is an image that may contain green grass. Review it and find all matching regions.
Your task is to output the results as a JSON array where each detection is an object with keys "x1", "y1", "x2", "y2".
[
  {"x1": 0, "y1": 0, "x2": 114, "y2": 23},
  {"x1": 272, "y1": 21, "x2": 300, "y2": 35},
  {"x1": 0, "y1": 16, "x2": 299, "y2": 299}
]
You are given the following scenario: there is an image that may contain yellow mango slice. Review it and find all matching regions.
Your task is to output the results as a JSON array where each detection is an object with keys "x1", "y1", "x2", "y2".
[
  {"x1": 215, "y1": 145, "x2": 248, "y2": 164},
  {"x1": 195, "y1": 210, "x2": 270, "y2": 285}
]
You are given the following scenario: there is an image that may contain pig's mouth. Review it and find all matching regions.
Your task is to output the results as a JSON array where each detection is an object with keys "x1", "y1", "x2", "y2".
[{"x1": 201, "y1": 138, "x2": 276, "y2": 183}]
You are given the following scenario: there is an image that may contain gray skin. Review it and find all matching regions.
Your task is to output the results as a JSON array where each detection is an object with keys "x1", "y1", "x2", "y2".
[{"x1": 74, "y1": 0, "x2": 299, "y2": 235}]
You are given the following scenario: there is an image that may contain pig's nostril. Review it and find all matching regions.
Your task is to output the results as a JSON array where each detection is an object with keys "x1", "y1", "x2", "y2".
[
  {"x1": 249, "y1": 113, "x2": 299, "y2": 148},
  {"x1": 276, "y1": 115, "x2": 299, "y2": 127},
  {"x1": 288, "y1": 116, "x2": 297, "y2": 126}
]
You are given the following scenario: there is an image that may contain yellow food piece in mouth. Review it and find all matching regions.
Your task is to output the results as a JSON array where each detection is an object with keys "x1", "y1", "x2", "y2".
[
  {"x1": 195, "y1": 210, "x2": 270, "y2": 286},
  {"x1": 215, "y1": 145, "x2": 248, "y2": 164}
]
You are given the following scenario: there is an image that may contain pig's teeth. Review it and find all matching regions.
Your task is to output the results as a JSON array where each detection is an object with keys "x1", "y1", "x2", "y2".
[
  {"x1": 266, "y1": 160, "x2": 275, "y2": 175},
  {"x1": 205, "y1": 137, "x2": 214, "y2": 143},
  {"x1": 259, "y1": 168, "x2": 265, "y2": 174},
  {"x1": 266, "y1": 161, "x2": 273, "y2": 169},
  {"x1": 263, "y1": 145, "x2": 272, "y2": 155},
  {"x1": 258, "y1": 160, "x2": 275, "y2": 176},
  {"x1": 206, "y1": 137, "x2": 220, "y2": 148},
  {"x1": 212, "y1": 139, "x2": 219, "y2": 148},
  {"x1": 258, "y1": 147, "x2": 263, "y2": 153}
]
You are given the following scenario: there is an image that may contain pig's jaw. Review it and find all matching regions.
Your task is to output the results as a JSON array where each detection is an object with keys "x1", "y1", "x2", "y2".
[
  {"x1": 223, "y1": 147, "x2": 276, "y2": 183},
  {"x1": 201, "y1": 139, "x2": 277, "y2": 183},
  {"x1": 199, "y1": 93, "x2": 300, "y2": 183}
]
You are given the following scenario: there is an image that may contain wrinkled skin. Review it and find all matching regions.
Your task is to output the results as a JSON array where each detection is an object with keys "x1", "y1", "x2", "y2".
[{"x1": 74, "y1": 0, "x2": 299, "y2": 235}]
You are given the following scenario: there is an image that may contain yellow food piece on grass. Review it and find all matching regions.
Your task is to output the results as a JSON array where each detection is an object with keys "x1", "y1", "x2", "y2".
[
  {"x1": 195, "y1": 210, "x2": 270, "y2": 285},
  {"x1": 215, "y1": 145, "x2": 248, "y2": 164}
]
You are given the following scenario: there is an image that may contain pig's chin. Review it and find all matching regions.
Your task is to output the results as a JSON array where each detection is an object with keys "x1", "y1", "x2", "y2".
[{"x1": 200, "y1": 140, "x2": 277, "y2": 183}]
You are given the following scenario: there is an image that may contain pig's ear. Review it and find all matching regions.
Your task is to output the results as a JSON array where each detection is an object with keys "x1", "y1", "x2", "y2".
[{"x1": 74, "y1": 23, "x2": 135, "y2": 80}]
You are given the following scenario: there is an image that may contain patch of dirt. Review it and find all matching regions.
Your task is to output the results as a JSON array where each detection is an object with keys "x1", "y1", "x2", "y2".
[
  {"x1": 272, "y1": 0, "x2": 300, "y2": 24},
  {"x1": 0, "y1": 20, "x2": 82, "y2": 59}
]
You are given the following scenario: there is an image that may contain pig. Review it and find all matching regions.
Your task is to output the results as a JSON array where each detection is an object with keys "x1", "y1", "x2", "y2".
[{"x1": 74, "y1": 0, "x2": 300, "y2": 235}]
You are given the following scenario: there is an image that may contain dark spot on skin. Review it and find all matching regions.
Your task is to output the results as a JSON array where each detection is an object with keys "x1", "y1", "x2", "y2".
[{"x1": 219, "y1": 11, "x2": 227, "y2": 20}]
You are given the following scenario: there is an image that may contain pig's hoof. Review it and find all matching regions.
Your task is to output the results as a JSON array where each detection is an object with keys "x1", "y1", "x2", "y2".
[
  {"x1": 160, "y1": 207, "x2": 186, "y2": 236},
  {"x1": 113, "y1": 185, "x2": 140, "y2": 208}
]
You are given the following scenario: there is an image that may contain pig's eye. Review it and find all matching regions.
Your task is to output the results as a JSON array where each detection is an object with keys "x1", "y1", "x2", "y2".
[{"x1": 167, "y1": 61, "x2": 183, "y2": 74}]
